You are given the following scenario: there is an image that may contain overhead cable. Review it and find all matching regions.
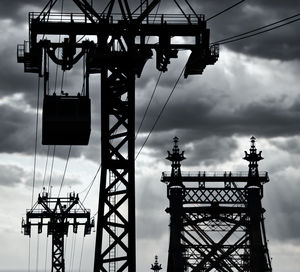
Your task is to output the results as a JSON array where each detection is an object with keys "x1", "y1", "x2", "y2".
[
  {"x1": 212, "y1": 13, "x2": 300, "y2": 45},
  {"x1": 81, "y1": 165, "x2": 101, "y2": 204},
  {"x1": 135, "y1": 64, "x2": 186, "y2": 160},
  {"x1": 206, "y1": 0, "x2": 246, "y2": 22},
  {"x1": 57, "y1": 145, "x2": 72, "y2": 197},
  {"x1": 32, "y1": 77, "x2": 41, "y2": 206},
  {"x1": 135, "y1": 71, "x2": 163, "y2": 140}
]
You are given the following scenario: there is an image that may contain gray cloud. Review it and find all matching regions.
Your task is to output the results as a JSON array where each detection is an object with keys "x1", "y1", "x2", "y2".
[
  {"x1": 0, "y1": 164, "x2": 28, "y2": 187},
  {"x1": 264, "y1": 170, "x2": 300, "y2": 242},
  {"x1": 135, "y1": 95, "x2": 300, "y2": 155}
]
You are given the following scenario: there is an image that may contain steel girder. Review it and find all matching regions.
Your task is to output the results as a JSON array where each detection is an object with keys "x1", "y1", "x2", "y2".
[{"x1": 94, "y1": 66, "x2": 135, "y2": 272}]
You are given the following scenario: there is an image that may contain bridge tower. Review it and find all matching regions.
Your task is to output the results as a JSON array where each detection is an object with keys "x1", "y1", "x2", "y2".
[{"x1": 162, "y1": 137, "x2": 272, "y2": 272}]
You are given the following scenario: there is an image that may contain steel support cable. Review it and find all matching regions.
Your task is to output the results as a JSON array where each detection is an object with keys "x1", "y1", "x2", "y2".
[
  {"x1": 219, "y1": 17, "x2": 300, "y2": 45},
  {"x1": 81, "y1": 164, "x2": 101, "y2": 204},
  {"x1": 28, "y1": 239, "x2": 31, "y2": 272},
  {"x1": 132, "y1": 0, "x2": 148, "y2": 15},
  {"x1": 78, "y1": 236, "x2": 85, "y2": 272},
  {"x1": 44, "y1": 238, "x2": 49, "y2": 272},
  {"x1": 146, "y1": 0, "x2": 161, "y2": 44},
  {"x1": 42, "y1": 146, "x2": 50, "y2": 189},
  {"x1": 48, "y1": 145, "x2": 56, "y2": 194},
  {"x1": 212, "y1": 13, "x2": 300, "y2": 45},
  {"x1": 68, "y1": 233, "x2": 75, "y2": 271},
  {"x1": 71, "y1": 235, "x2": 77, "y2": 272},
  {"x1": 69, "y1": 233, "x2": 77, "y2": 272},
  {"x1": 135, "y1": 64, "x2": 186, "y2": 160},
  {"x1": 35, "y1": 235, "x2": 40, "y2": 272},
  {"x1": 206, "y1": 0, "x2": 246, "y2": 22},
  {"x1": 57, "y1": 145, "x2": 72, "y2": 197},
  {"x1": 32, "y1": 77, "x2": 41, "y2": 206},
  {"x1": 54, "y1": 0, "x2": 64, "y2": 93},
  {"x1": 135, "y1": 71, "x2": 163, "y2": 140}
]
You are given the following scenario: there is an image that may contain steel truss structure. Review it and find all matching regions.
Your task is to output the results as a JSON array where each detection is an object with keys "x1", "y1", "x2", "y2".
[
  {"x1": 17, "y1": 1, "x2": 219, "y2": 272},
  {"x1": 22, "y1": 192, "x2": 94, "y2": 272},
  {"x1": 162, "y1": 137, "x2": 272, "y2": 272}
]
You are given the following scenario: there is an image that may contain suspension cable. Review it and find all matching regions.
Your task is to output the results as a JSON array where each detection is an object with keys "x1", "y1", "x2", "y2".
[
  {"x1": 58, "y1": 145, "x2": 72, "y2": 197},
  {"x1": 35, "y1": 235, "x2": 40, "y2": 272},
  {"x1": 81, "y1": 165, "x2": 101, "y2": 204},
  {"x1": 206, "y1": 0, "x2": 246, "y2": 22},
  {"x1": 78, "y1": 237, "x2": 85, "y2": 272},
  {"x1": 135, "y1": 71, "x2": 162, "y2": 139},
  {"x1": 135, "y1": 64, "x2": 186, "y2": 160},
  {"x1": 48, "y1": 145, "x2": 56, "y2": 194},
  {"x1": 32, "y1": 77, "x2": 41, "y2": 206},
  {"x1": 28, "y1": 238, "x2": 31, "y2": 272},
  {"x1": 212, "y1": 13, "x2": 300, "y2": 45},
  {"x1": 42, "y1": 146, "x2": 50, "y2": 189}
]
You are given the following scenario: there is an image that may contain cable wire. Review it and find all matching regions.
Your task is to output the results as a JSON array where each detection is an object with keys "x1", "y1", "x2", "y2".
[
  {"x1": 135, "y1": 71, "x2": 163, "y2": 139},
  {"x1": 44, "y1": 237, "x2": 49, "y2": 271},
  {"x1": 35, "y1": 235, "x2": 40, "y2": 272},
  {"x1": 81, "y1": 165, "x2": 101, "y2": 204},
  {"x1": 48, "y1": 145, "x2": 56, "y2": 194},
  {"x1": 32, "y1": 77, "x2": 41, "y2": 206},
  {"x1": 206, "y1": 0, "x2": 246, "y2": 22},
  {"x1": 58, "y1": 145, "x2": 72, "y2": 197},
  {"x1": 42, "y1": 146, "x2": 51, "y2": 189},
  {"x1": 78, "y1": 236, "x2": 85, "y2": 272},
  {"x1": 28, "y1": 238, "x2": 31, "y2": 272},
  {"x1": 212, "y1": 13, "x2": 300, "y2": 45},
  {"x1": 135, "y1": 64, "x2": 186, "y2": 160}
]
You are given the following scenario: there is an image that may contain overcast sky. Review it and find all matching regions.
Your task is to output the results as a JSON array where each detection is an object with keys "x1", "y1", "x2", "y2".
[{"x1": 0, "y1": 0, "x2": 300, "y2": 271}]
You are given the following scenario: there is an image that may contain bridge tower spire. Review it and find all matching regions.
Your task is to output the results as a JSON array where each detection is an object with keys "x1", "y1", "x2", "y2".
[{"x1": 162, "y1": 137, "x2": 272, "y2": 272}]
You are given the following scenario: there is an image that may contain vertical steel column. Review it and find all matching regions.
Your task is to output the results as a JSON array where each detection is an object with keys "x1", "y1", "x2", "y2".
[
  {"x1": 52, "y1": 226, "x2": 65, "y2": 272},
  {"x1": 244, "y1": 136, "x2": 270, "y2": 272},
  {"x1": 94, "y1": 64, "x2": 136, "y2": 272},
  {"x1": 165, "y1": 137, "x2": 186, "y2": 272}
]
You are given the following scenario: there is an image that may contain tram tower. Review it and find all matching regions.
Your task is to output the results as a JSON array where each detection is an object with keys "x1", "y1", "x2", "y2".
[{"x1": 17, "y1": 1, "x2": 219, "y2": 272}]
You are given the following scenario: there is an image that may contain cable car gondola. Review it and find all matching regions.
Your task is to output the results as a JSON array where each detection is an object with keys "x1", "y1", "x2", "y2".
[{"x1": 42, "y1": 92, "x2": 91, "y2": 145}]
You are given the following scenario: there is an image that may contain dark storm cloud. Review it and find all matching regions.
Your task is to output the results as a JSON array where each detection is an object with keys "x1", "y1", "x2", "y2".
[
  {"x1": 184, "y1": 137, "x2": 238, "y2": 166},
  {"x1": 134, "y1": 94, "x2": 300, "y2": 166},
  {"x1": 0, "y1": 103, "x2": 36, "y2": 154},
  {"x1": 188, "y1": 0, "x2": 300, "y2": 60},
  {"x1": 137, "y1": 95, "x2": 300, "y2": 139}
]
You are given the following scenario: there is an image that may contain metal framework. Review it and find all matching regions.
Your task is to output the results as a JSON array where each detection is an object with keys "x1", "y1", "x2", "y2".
[
  {"x1": 17, "y1": 1, "x2": 219, "y2": 272},
  {"x1": 22, "y1": 191, "x2": 94, "y2": 272},
  {"x1": 162, "y1": 137, "x2": 272, "y2": 272}
]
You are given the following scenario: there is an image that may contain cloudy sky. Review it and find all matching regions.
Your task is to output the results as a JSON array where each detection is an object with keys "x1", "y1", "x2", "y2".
[{"x1": 0, "y1": 0, "x2": 300, "y2": 271}]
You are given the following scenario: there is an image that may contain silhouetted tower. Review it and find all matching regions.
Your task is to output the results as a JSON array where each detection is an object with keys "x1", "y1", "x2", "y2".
[
  {"x1": 22, "y1": 191, "x2": 94, "y2": 272},
  {"x1": 161, "y1": 137, "x2": 272, "y2": 272},
  {"x1": 165, "y1": 137, "x2": 186, "y2": 272},
  {"x1": 151, "y1": 256, "x2": 162, "y2": 272},
  {"x1": 243, "y1": 136, "x2": 270, "y2": 271},
  {"x1": 17, "y1": 1, "x2": 218, "y2": 272}
]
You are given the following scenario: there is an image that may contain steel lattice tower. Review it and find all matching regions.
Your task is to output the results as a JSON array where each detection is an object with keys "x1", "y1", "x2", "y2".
[
  {"x1": 162, "y1": 137, "x2": 272, "y2": 272},
  {"x1": 17, "y1": 1, "x2": 219, "y2": 272},
  {"x1": 22, "y1": 191, "x2": 94, "y2": 272}
]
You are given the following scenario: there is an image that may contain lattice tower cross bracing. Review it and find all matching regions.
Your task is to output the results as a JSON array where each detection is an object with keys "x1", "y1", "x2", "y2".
[
  {"x1": 162, "y1": 137, "x2": 272, "y2": 272},
  {"x1": 17, "y1": 1, "x2": 219, "y2": 272},
  {"x1": 22, "y1": 192, "x2": 94, "y2": 272}
]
